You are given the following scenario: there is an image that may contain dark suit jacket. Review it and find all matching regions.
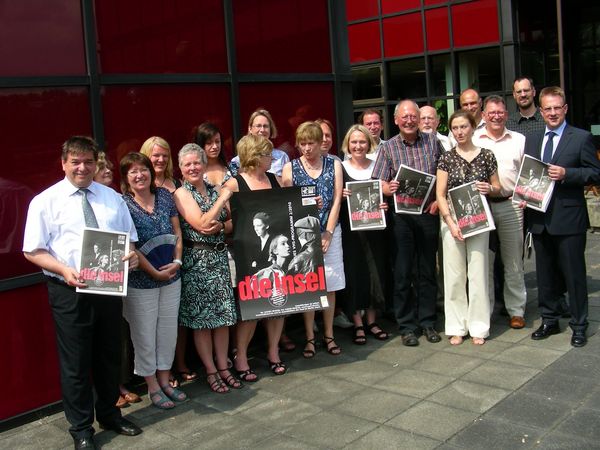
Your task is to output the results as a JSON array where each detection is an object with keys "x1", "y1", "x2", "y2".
[{"x1": 524, "y1": 124, "x2": 600, "y2": 235}]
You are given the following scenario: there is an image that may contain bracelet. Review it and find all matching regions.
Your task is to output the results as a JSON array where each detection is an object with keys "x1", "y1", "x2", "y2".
[
  {"x1": 324, "y1": 229, "x2": 333, "y2": 236},
  {"x1": 173, "y1": 259, "x2": 182, "y2": 266}
]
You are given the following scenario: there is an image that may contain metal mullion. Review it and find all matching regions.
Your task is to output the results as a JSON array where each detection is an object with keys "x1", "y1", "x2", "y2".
[{"x1": 224, "y1": 0, "x2": 241, "y2": 146}]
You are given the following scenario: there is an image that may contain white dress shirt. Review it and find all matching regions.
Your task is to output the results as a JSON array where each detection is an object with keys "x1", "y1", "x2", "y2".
[{"x1": 23, "y1": 178, "x2": 138, "y2": 276}]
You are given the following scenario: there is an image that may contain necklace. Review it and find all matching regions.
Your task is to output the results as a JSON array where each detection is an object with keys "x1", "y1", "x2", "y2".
[{"x1": 302, "y1": 156, "x2": 322, "y2": 171}]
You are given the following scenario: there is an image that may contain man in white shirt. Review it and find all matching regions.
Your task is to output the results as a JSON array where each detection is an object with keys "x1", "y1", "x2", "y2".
[
  {"x1": 473, "y1": 96, "x2": 527, "y2": 329},
  {"x1": 23, "y1": 136, "x2": 141, "y2": 450},
  {"x1": 419, "y1": 105, "x2": 452, "y2": 151}
]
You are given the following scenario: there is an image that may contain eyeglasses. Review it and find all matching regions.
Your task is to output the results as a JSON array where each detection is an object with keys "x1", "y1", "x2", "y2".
[
  {"x1": 398, "y1": 115, "x2": 418, "y2": 122},
  {"x1": 541, "y1": 105, "x2": 565, "y2": 113},
  {"x1": 252, "y1": 124, "x2": 270, "y2": 130},
  {"x1": 258, "y1": 153, "x2": 272, "y2": 158},
  {"x1": 127, "y1": 168, "x2": 150, "y2": 176},
  {"x1": 486, "y1": 111, "x2": 506, "y2": 117}
]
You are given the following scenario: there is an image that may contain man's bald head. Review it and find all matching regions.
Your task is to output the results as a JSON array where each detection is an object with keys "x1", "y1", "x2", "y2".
[
  {"x1": 459, "y1": 89, "x2": 482, "y2": 122},
  {"x1": 419, "y1": 105, "x2": 439, "y2": 134}
]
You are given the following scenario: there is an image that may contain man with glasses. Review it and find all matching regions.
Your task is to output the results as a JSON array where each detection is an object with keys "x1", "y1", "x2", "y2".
[
  {"x1": 507, "y1": 77, "x2": 545, "y2": 137},
  {"x1": 372, "y1": 100, "x2": 443, "y2": 346},
  {"x1": 524, "y1": 86, "x2": 600, "y2": 347},
  {"x1": 473, "y1": 95, "x2": 527, "y2": 329}
]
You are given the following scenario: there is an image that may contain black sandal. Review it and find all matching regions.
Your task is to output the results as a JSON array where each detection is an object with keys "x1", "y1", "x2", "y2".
[
  {"x1": 303, "y1": 338, "x2": 316, "y2": 359},
  {"x1": 268, "y1": 360, "x2": 288, "y2": 375},
  {"x1": 323, "y1": 336, "x2": 341, "y2": 355},
  {"x1": 236, "y1": 368, "x2": 258, "y2": 382},
  {"x1": 353, "y1": 326, "x2": 367, "y2": 345},
  {"x1": 218, "y1": 368, "x2": 242, "y2": 389},
  {"x1": 206, "y1": 372, "x2": 229, "y2": 394},
  {"x1": 367, "y1": 322, "x2": 389, "y2": 341}
]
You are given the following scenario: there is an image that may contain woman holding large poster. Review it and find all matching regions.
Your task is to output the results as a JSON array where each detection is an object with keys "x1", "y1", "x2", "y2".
[
  {"x1": 436, "y1": 110, "x2": 500, "y2": 346},
  {"x1": 222, "y1": 134, "x2": 288, "y2": 381},
  {"x1": 282, "y1": 121, "x2": 345, "y2": 358},
  {"x1": 340, "y1": 125, "x2": 389, "y2": 345}
]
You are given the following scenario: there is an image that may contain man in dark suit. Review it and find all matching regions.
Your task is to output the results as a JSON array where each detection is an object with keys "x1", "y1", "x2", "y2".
[{"x1": 524, "y1": 86, "x2": 600, "y2": 347}]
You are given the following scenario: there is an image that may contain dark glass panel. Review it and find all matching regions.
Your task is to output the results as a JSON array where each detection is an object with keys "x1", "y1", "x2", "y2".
[
  {"x1": 457, "y1": 47, "x2": 502, "y2": 93},
  {"x1": 101, "y1": 85, "x2": 233, "y2": 166},
  {"x1": 233, "y1": 0, "x2": 331, "y2": 73},
  {"x1": 239, "y1": 83, "x2": 335, "y2": 158},
  {"x1": 352, "y1": 66, "x2": 383, "y2": 101},
  {"x1": 451, "y1": 0, "x2": 499, "y2": 47},
  {"x1": 0, "y1": 87, "x2": 92, "y2": 279},
  {"x1": 95, "y1": 0, "x2": 227, "y2": 73},
  {"x1": 425, "y1": 7, "x2": 450, "y2": 51},
  {"x1": 0, "y1": 1, "x2": 85, "y2": 76},
  {"x1": 383, "y1": 13, "x2": 424, "y2": 57},
  {"x1": 348, "y1": 21, "x2": 382, "y2": 63},
  {"x1": 387, "y1": 58, "x2": 427, "y2": 100},
  {"x1": 345, "y1": 0, "x2": 379, "y2": 22},
  {"x1": 430, "y1": 53, "x2": 453, "y2": 97}
]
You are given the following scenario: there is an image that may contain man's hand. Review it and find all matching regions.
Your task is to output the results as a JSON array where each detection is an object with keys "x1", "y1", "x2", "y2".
[
  {"x1": 548, "y1": 164, "x2": 566, "y2": 181},
  {"x1": 388, "y1": 180, "x2": 399, "y2": 194},
  {"x1": 63, "y1": 267, "x2": 87, "y2": 288},
  {"x1": 426, "y1": 200, "x2": 439, "y2": 215},
  {"x1": 321, "y1": 230, "x2": 332, "y2": 253}
]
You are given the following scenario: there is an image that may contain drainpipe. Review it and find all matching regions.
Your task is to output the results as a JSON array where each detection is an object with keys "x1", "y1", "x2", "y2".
[{"x1": 556, "y1": 0, "x2": 565, "y2": 88}]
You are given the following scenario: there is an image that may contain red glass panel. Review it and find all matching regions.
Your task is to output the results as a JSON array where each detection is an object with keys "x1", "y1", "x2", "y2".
[
  {"x1": 381, "y1": 0, "x2": 421, "y2": 15},
  {"x1": 94, "y1": 0, "x2": 227, "y2": 73},
  {"x1": 425, "y1": 8, "x2": 450, "y2": 51},
  {"x1": 345, "y1": 0, "x2": 379, "y2": 22},
  {"x1": 0, "y1": 1, "x2": 85, "y2": 76},
  {"x1": 451, "y1": 0, "x2": 499, "y2": 47},
  {"x1": 425, "y1": 0, "x2": 447, "y2": 5},
  {"x1": 348, "y1": 21, "x2": 382, "y2": 63},
  {"x1": 1, "y1": 285, "x2": 60, "y2": 420},
  {"x1": 239, "y1": 83, "x2": 336, "y2": 159},
  {"x1": 233, "y1": 0, "x2": 331, "y2": 73},
  {"x1": 101, "y1": 85, "x2": 233, "y2": 169},
  {"x1": 383, "y1": 13, "x2": 424, "y2": 57},
  {"x1": 0, "y1": 87, "x2": 92, "y2": 279}
]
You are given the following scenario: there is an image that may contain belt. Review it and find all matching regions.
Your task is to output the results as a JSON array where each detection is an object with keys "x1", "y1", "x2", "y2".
[
  {"x1": 488, "y1": 196, "x2": 511, "y2": 203},
  {"x1": 183, "y1": 239, "x2": 227, "y2": 252}
]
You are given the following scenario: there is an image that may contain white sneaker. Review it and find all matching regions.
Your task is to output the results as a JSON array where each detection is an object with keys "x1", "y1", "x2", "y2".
[{"x1": 333, "y1": 312, "x2": 353, "y2": 329}]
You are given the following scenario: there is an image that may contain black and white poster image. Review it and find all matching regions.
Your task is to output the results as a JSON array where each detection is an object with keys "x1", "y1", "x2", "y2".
[
  {"x1": 230, "y1": 186, "x2": 328, "y2": 320},
  {"x1": 346, "y1": 180, "x2": 386, "y2": 231},
  {"x1": 512, "y1": 154, "x2": 555, "y2": 212},
  {"x1": 448, "y1": 182, "x2": 496, "y2": 239},
  {"x1": 77, "y1": 228, "x2": 130, "y2": 296},
  {"x1": 394, "y1": 164, "x2": 436, "y2": 214}
]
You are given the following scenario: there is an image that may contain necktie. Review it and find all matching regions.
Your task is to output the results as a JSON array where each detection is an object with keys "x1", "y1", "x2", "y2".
[
  {"x1": 79, "y1": 188, "x2": 99, "y2": 228},
  {"x1": 542, "y1": 131, "x2": 555, "y2": 163}
]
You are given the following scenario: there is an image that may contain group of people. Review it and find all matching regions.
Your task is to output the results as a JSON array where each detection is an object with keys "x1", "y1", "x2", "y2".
[{"x1": 22, "y1": 78, "x2": 600, "y2": 449}]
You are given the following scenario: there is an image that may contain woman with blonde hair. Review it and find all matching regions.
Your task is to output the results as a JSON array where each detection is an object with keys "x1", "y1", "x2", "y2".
[{"x1": 140, "y1": 136, "x2": 180, "y2": 193}]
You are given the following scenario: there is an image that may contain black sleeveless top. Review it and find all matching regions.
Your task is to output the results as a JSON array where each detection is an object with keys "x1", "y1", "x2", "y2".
[{"x1": 234, "y1": 172, "x2": 279, "y2": 192}]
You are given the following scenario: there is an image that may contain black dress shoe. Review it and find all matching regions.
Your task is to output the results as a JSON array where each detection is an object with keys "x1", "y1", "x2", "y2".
[
  {"x1": 98, "y1": 417, "x2": 142, "y2": 436},
  {"x1": 571, "y1": 330, "x2": 587, "y2": 347},
  {"x1": 401, "y1": 331, "x2": 419, "y2": 346},
  {"x1": 531, "y1": 322, "x2": 560, "y2": 340},
  {"x1": 423, "y1": 327, "x2": 441, "y2": 343},
  {"x1": 74, "y1": 437, "x2": 96, "y2": 449}
]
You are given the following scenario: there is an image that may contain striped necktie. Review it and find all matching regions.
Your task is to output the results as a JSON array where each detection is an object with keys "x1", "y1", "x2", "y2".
[{"x1": 79, "y1": 188, "x2": 99, "y2": 228}]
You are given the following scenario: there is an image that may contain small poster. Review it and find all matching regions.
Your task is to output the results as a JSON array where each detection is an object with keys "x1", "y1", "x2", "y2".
[
  {"x1": 230, "y1": 186, "x2": 328, "y2": 320},
  {"x1": 512, "y1": 155, "x2": 556, "y2": 212},
  {"x1": 77, "y1": 228, "x2": 129, "y2": 296},
  {"x1": 448, "y1": 182, "x2": 496, "y2": 238},
  {"x1": 394, "y1": 164, "x2": 436, "y2": 214},
  {"x1": 345, "y1": 180, "x2": 386, "y2": 231}
]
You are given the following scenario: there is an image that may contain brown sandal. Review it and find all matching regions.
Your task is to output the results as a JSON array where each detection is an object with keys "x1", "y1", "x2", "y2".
[
  {"x1": 218, "y1": 368, "x2": 242, "y2": 389},
  {"x1": 323, "y1": 336, "x2": 341, "y2": 355},
  {"x1": 206, "y1": 372, "x2": 229, "y2": 394},
  {"x1": 303, "y1": 338, "x2": 316, "y2": 359}
]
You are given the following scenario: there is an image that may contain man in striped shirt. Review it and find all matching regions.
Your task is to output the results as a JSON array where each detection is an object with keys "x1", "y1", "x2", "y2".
[{"x1": 372, "y1": 100, "x2": 443, "y2": 346}]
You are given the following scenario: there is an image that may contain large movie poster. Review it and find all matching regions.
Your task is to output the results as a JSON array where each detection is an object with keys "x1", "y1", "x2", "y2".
[{"x1": 230, "y1": 186, "x2": 328, "y2": 320}]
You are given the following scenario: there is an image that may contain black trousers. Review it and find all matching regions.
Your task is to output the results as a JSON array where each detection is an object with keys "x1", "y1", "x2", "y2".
[
  {"x1": 532, "y1": 231, "x2": 588, "y2": 331},
  {"x1": 46, "y1": 277, "x2": 122, "y2": 439},
  {"x1": 392, "y1": 213, "x2": 439, "y2": 332}
]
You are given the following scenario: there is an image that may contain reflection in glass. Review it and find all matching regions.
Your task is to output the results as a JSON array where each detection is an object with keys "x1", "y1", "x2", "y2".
[
  {"x1": 430, "y1": 54, "x2": 453, "y2": 97},
  {"x1": 457, "y1": 48, "x2": 501, "y2": 93},
  {"x1": 352, "y1": 65, "x2": 382, "y2": 101},
  {"x1": 388, "y1": 58, "x2": 427, "y2": 100}
]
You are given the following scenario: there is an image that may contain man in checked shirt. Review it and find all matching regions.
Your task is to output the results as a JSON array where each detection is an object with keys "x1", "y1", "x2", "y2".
[{"x1": 372, "y1": 100, "x2": 444, "y2": 346}]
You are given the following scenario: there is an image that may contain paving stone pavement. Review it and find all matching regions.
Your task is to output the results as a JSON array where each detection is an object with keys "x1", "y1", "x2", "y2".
[{"x1": 2, "y1": 231, "x2": 600, "y2": 449}]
